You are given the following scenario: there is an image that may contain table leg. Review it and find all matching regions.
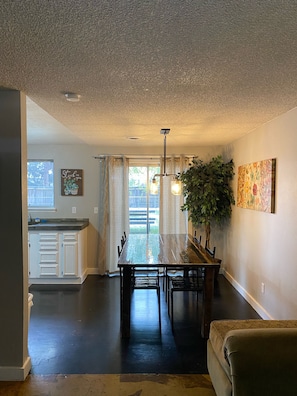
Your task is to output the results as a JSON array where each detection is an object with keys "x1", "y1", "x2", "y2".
[
  {"x1": 121, "y1": 266, "x2": 132, "y2": 338},
  {"x1": 201, "y1": 267, "x2": 215, "y2": 338}
]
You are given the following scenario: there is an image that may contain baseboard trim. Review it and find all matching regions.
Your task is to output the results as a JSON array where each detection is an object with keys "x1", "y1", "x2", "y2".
[
  {"x1": 222, "y1": 269, "x2": 273, "y2": 320},
  {"x1": 0, "y1": 356, "x2": 31, "y2": 381},
  {"x1": 81, "y1": 269, "x2": 88, "y2": 283}
]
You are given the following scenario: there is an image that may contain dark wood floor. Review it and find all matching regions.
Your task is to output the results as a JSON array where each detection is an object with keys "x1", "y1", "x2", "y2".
[{"x1": 29, "y1": 274, "x2": 260, "y2": 375}]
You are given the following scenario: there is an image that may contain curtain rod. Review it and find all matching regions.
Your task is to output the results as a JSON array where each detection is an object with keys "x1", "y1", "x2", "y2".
[
  {"x1": 93, "y1": 155, "x2": 158, "y2": 159},
  {"x1": 93, "y1": 154, "x2": 194, "y2": 159}
]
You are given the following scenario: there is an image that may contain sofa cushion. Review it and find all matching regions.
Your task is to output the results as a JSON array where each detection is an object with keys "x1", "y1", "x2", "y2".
[
  {"x1": 224, "y1": 327, "x2": 297, "y2": 396},
  {"x1": 209, "y1": 319, "x2": 297, "y2": 381}
]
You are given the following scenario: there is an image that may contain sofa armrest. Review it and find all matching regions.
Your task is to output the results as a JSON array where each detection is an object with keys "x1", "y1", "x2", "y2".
[{"x1": 224, "y1": 328, "x2": 297, "y2": 396}]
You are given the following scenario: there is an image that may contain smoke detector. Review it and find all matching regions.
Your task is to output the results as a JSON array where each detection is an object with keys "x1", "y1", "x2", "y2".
[{"x1": 64, "y1": 92, "x2": 81, "y2": 102}]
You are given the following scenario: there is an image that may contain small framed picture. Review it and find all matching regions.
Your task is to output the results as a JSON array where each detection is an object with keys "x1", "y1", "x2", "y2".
[{"x1": 61, "y1": 169, "x2": 83, "y2": 196}]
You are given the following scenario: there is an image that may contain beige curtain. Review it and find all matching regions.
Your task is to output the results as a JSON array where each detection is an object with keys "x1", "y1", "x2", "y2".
[
  {"x1": 97, "y1": 156, "x2": 129, "y2": 274},
  {"x1": 159, "y1": 155, "x2": 189, "y2": 234}
]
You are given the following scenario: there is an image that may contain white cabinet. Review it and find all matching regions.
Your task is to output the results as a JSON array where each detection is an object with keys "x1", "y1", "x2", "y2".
[
  {"x1": 28, "y1": 228, "x2": 87, "y2": 284},
  {"x1": 62, "y1": 232, "x2": 78, "y2": 277},
  {"x1": 28, "y1": 232, "x2": 42, "y2": 278}
]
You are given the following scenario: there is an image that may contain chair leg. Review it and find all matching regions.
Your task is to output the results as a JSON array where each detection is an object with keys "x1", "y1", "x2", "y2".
[
  {"x1": 165, "y1": 274, "x2": 169, "y2": 302},
  {"x1": 157, "y1": 287, "x2": 161, "y2": 331},
  {"x1": 170, "y1": 290, "x2": 174, "y2": 330},
  {"x1": 167, "y1": 282, "x2": 171, "y2": 316},
  {"x1": 120, "y1": 268, "x2": 123, "y2": 331}
]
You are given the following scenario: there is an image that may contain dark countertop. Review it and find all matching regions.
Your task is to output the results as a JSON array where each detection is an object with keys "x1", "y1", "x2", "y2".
[{"x1": 28, "y1": 218, "x2": 89, "y2": 231}]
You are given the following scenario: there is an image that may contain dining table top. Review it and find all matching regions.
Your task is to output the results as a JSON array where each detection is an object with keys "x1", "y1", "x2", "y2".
[{"x1": 118, "y1": 233, "x2": 221, "y2": 268}]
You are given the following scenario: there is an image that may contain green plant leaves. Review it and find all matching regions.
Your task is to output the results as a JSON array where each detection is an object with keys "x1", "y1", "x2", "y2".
[{"x1": 180, "y1": 155, "x2": 235, "y2": 246}]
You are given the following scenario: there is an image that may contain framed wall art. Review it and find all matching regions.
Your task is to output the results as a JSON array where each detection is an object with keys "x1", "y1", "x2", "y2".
[
  {"x1": 61, "y1": 169, "x2": 83, "y2": 196},
  {"x1": 237, "y1": 158, "x2": 276, "y2": 213}
]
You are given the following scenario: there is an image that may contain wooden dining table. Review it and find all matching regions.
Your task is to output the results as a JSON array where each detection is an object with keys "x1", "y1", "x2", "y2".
[{"x1": 118, "y1": 233, "x2": 221, "y2": 339}]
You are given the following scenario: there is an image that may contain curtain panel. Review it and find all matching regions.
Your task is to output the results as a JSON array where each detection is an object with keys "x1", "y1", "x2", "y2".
[{"x1": 97, "y1": 156, "x2": 129, "y2": 275}]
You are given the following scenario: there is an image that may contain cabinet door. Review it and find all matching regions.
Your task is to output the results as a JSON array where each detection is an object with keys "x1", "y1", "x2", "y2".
[
  {"x1": 62, "y1": 232, "x2": 78, "y2": 277},
  {"x1": 28, "y1": 232, "x2": 40, "y2": 278},
  {"x1": 28, "y1": 232, "x2": 31, "y2": 277}
]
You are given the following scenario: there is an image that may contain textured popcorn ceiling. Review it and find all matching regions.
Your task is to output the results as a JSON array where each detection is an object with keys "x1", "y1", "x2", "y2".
[{"x1": 1, "y1": 1, "x2": 297, "y2": 149}]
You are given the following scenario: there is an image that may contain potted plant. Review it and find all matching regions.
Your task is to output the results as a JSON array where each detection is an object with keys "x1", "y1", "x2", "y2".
[
  {"x1": 64, "y1": 178, "x2": 79, "y2": 195},
  {"x1": 180, "y1": 155, "x2": 235, "y2": 248}
]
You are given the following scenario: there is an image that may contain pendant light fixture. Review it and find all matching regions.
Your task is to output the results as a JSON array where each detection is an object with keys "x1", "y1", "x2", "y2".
[{"x1": 150, "y1": 129, "x2": 182, "y2": 196}]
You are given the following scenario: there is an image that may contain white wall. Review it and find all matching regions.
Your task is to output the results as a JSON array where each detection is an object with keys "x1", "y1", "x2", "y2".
[{"x1": 223, "y1": 107, "x2": 297, "y2": 319}]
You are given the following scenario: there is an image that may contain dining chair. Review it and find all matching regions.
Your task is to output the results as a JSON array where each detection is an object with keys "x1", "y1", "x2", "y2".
[
  {"x1": 205, "y1": 245, "x2": 216, "y2": 258},
  {"x1": 163, "y1": 234, "x2": 202, "y2": 301},
  {"x1": 132, "y1": 269, "x2": 161, "y2": 329},
  {"x1": 129, "y1": 229, "x2": 160, "y2": 290},
  {"x1": 163, "y1": 266, "x2": 184, "y2": 301},
  {"x1": 167, "y1": 235, "x2": 205, "y2": 329},
  {"x1": 119, "y1": 232, "x2": 127, "y2": 281},
  {"x1": 121, "y1": 234, "x2": 127, "y2": 248},
  {"x1": 193, "y1": 231, "x2": 202, "y2": 245},
  {"x1": 119, "y1": 238, "x2": 161, "y2": 330},
  {"x1": 118, "y1": 233, "x2": 160, "y2": 286},
  {"x1": 118, "y1": 244, "x2": 124, "y2": 328},
  {"x1": 198, "y1": 244, "x2": 216, "y2": 281},
  {"x1": 167, "y1": 266, "x2": 204, "y2": 329}
]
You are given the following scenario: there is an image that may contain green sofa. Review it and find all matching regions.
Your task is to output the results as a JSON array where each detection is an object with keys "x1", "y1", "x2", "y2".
[{"x1": 207, "y1": 319, "x2": 297, "y2": 396}]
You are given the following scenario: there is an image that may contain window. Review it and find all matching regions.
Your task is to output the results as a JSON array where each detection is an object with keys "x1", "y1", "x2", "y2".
[
  {"x1": 129, "y1": 165, "x2": 160, "y2": 234},
  {"x1": 27, "y1": 160, "x2": 54, "y2": 208}
]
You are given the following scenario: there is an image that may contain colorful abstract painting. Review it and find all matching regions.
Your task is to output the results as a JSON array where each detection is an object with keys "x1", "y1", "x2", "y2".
[{"x1": 237, "y1": 159, "x2": 276, "y2": 213}]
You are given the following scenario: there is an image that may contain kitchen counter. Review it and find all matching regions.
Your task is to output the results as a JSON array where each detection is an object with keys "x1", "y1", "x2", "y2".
[{"x1": 28, "y1": 218, "x2": 89, "y2": 231}]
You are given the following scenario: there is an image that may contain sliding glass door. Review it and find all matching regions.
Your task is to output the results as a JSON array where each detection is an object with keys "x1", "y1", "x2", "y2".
[{"x1": 129, "y1": 165, "x2": 160, "y2": 234}]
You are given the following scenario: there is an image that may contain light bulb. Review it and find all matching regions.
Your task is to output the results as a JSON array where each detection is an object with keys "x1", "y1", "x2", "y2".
[
  {"x1": 150, "y1": 178, "x2": 158, "y2": 195},
  {"x1": 171, "y1": 178, "x2": 182, "y2": 195}
]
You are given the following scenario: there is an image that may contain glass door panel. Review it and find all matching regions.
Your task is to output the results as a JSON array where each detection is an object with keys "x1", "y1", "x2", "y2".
[{"x1": 129, "y1": 166, "x2": 160, "y2": 234}]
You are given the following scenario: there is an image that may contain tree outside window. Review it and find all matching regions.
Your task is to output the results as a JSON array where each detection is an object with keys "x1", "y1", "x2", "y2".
[{"x1": 27, "y1": 160, "x2": 54, "y2": 208}]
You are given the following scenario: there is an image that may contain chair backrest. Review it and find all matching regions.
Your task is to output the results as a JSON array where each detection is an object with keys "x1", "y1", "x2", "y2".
[
  {"x1": 194, "y1": 231, "x2": 202, "y2": 244},
  {"x1": 205, "y1": 246, "x2": 216, "y2": 258},
  {"x1": 117, "y1": 245, "x2": 122, "y2": 258},
  {"x1": 121, "y1": 236, "x2": 125, "y2": 248}
]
